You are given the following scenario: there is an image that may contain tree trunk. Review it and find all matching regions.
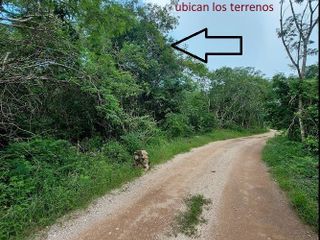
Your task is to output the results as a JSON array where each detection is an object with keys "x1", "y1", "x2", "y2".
[
  {"x1": 298, "y1": 94, "x2": 306, "y2": 142},
  {"x1": 298, "y1": 43, "x2": 307, "y2": 142}
]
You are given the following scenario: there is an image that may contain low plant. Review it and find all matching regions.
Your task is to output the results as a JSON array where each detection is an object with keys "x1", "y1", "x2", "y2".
[
  {"x1": 102, "y1": 140, "x2": 131, "y2": 164},
  {"x1": 263, "y1": 136, "x2": 319, "y2": 231},
  {"x1": 0, "y1": 138, "x2": 141, "y2": 239},
  {"x1": 173, "y1": 194, "x2": 211, "y2": 237},
  {"x1": 163, "y1": 113, "x2": 193, "y2": 137}
]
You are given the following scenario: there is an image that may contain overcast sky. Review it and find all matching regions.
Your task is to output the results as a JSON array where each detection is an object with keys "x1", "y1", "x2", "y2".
[{"x1": 144, "y1": 0, "x2": 318, "y2": 78}]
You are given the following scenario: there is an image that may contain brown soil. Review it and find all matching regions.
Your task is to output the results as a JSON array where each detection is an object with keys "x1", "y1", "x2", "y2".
[{"x1": 210, "y1": 133, "x2": 317, "y2": 240}]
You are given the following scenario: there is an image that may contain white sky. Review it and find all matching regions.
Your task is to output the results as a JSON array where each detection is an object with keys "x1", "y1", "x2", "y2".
[{"x1": 145, "y1": 0, "x2": 318, "y2": 78}]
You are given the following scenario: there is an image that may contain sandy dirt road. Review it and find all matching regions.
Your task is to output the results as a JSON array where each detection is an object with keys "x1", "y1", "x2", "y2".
[{"x1": 42, "y1": 132, "x2": 317, "y2": 240}]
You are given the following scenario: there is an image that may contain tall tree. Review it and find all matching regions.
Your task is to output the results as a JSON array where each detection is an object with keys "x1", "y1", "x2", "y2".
[
  {"x1": 209, "y1": 67, "x2": 269, "y2": 129},
  {"x1": 278, "y1": 0, "x2": 318, "y2": 141}
]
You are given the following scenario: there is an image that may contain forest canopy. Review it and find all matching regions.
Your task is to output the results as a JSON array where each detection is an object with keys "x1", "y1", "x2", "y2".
[{"x1": 0, "y1": 0, "x2": 269, "y2": 146}]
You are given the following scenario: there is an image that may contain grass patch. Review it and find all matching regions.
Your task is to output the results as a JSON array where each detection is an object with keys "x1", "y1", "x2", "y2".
[
  {"x1": 174, "y1": 194, "x2": 211, "y2": 237},
  {"x1": 0, "y1": 128, "x2": 266, "y2": 240},
  {"x1": 262, "y1": 136, "x2": 319, "y2": 231}
]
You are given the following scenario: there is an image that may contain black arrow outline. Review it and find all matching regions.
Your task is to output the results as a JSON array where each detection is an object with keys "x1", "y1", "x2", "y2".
[{"x1": 171, "y1": 28, "x2": 243, "y2": 63}]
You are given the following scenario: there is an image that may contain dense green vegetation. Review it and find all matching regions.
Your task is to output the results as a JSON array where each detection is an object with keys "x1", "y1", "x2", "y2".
[
  {"x1": 174, "y1": 194, "x2": 211, "y2": 237},
  {"x1": 0, "y1": 138, "x2": 142, "y2": 239},
  {"x1": 0, "y1": 4, "x2": 269, "y2": 239},
  {"x1": 265, "y1": 0, "x2": 319, "y2": 227},
  {"x1": 266, "y1": 70, "x2": 319, "y2": 151},
  {"x1": 263, "y1": 68, "x2": 319, "y2": 231},
  {"x1": 0, "y1": 129, "x2": 263, "y2": 239},
  {"x1": 0, "y1": 1, "x2": 269, "y2": 148},
  {"x1": 264, "y1": 68, "x2": 319, "y2": 228},
  {"x1": 263, "y1": 136, "x2": 318, "y2": 231},
  {"x1": 0, "y1": 0, "x2": 318, "y2": 239}
]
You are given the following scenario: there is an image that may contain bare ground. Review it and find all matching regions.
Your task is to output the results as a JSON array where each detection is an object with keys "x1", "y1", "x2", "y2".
[{"x1": 39, "y1": 131, "x2": 318, "y2": 240}]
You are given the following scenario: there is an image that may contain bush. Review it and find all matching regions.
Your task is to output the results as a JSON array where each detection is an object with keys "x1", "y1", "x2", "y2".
[
  {"x1": 121, "y1": 116, "x2": 162, "y2": 154},
  {"x1": 102, "y1": 140, "x2": 131, "y2": 164},
  {"x1": 146, "y1": 133, "x2": 167, "y2": 146},
  {"x1": 79, "y1": 135, "x2": 104, "y2": 152},
  {"x1": 121, "y1": 132, "x2": 144, "y2": 154},
  {"x1": 0, "y1": 138, "x2": 90, "y2": 238},
  {"x1": 197, "y1": 112, "x2": 217, "y2": 132},
  {"x1": 163, "y1": 113, "x2": 193, "y2": 137},
  {"x1": 126, "y1": 116, "x2": 160, "y2": 142},
  {"x1": 179, "y1": 92, "x2": 216, "y2": 132},
  {"x1": 0, "y1": 138, "x2": 141, "y2": 239},
  {"x1": 304, "y1": 136, "x2": 319, "y2": 155}
]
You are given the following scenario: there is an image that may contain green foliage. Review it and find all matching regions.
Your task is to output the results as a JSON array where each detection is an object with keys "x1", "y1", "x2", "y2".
[
  {"x1": 79, "y1": 136, "x2": 104, "y2": 152},
  {"x1": 209, "y1": 67, "x2": 269, "y2": 129},
  {"x1": 263, "y1": 136, "x2": 319, "y2": 230},
  {"x1": 0, "y1": 0, "x2": 181, "y2": 145},
  {"x1": 0, "y1": 138, "x2": 141, "y2": 239},
  {"x1": 304, "y1": 136, "x2": 319, "y2": 156},
  {"x1": 121, "y1": 133, "x2": 144, "y2": 154},
  {"x1": 0, "y1": 127, "x2": 265, "y2": 239},
  {"x1": 266, "y1": 74, "x2": 296, "y2": 131},
  {"x1": 266, "y1": 68, "x2": 318, "y2": 142},
  {"x1": 102, "y1": 140, "x2": 131, "y2": 164},
  {"x1": 1, "y1": 1, "x2": 270, "y2": 146},
  {"x1": 163, "y1": 113, "x2": 193, "y2": 137},
  {"x1": 121, "y1": 116, "x2": 161, "y2": 153},
  {"x1": 180, "y1": 91, "x2": 217, "y2": 132},
  {"x1": 174, "y1": 194, "x2": 211, "y2": 237},
  {"x1": 0, "y1": 0, "x2": 291, "y2": 239}
]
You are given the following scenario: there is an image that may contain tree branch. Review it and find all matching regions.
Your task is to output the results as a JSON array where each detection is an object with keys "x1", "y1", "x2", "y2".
[
  {"x1": 289, "y1": 0, "x2": 305, "y2": 40},
  {"x1": 280, "y1": 0, "x2": 302, "y2": 77}
]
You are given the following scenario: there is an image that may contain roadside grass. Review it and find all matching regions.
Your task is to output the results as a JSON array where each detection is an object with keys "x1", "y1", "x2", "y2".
[
  {"x1": 262, "y1": 136, "x2": 319, "y2": 231},
  {"x1": 0, "y1": 128, "x2": 266, "y2": 240},
  {"x1": 0, "y1": 159, "x2": 142, "y2": 240},
  {"x1": 173, "y1": 194, "x2": 211, "y2": 237}
]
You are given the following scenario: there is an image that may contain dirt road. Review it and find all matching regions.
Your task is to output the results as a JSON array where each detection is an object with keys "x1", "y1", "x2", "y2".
[{"x1": 42, "y1": 132, "x2": 317, "y2": 240}]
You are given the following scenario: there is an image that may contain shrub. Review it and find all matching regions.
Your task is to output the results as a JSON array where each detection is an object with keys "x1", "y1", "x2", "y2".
[
  {"x1": 121, "y1": 132, "x2": 144, "y2": 154},
  {"x1": 197, "y1": 112, "x2": 217, "y2": 132},
  {"x1": 0, "y1": 138, "x2": 141, "y2": 239},
  {"x1": 127, "y1": 116, "x2": 160, "y2": 141},
  {"x1": 126, "y1": 116, "x2": 159, "y2": 136},
  {"x1": 102, "y1": 140, "x2": 131, "y2": 164},
  {"x1": 146, "y1": 133, "x2": 167, "y2": 146},
  {"x1": 79, "y1": 135, "x2": 104, "y2": 152},
  {"x1": 304, "y1": 135, "x2": 319, "y2": 155},
  {"x1": 163, "y1": 113, "x2": 193, "y2": 137},
  {"x1": 0, "y1": 138, "x2": 91, "y2": 239}
]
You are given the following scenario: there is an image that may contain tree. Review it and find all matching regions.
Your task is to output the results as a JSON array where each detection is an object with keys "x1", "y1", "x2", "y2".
[
  {"x1": 0, "y1": 1, "x2": 88, "y2": 145},
  {"x1": 278, "y1": 0, "x2": 318, "y2": 141},
  {"x1": 0, "y1": 0, "x2": 193, "y2": 146},
  {"x1": 208, "y1": 67, "x2": 269, "y2": 129}
]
